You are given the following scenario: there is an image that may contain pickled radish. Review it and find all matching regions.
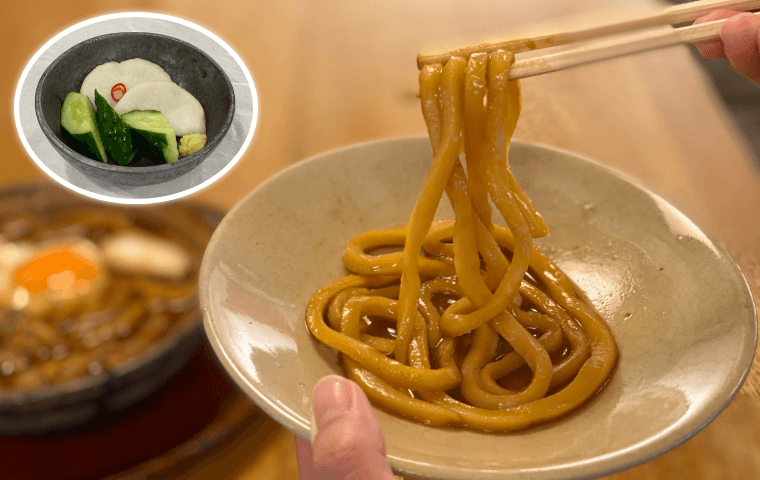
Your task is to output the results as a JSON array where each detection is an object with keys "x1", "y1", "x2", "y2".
[{"x1": 80, "y1": 59, "x2": 171, "y2": 109}]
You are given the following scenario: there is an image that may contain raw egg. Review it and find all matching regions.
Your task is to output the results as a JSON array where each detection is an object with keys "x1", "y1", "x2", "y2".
[{"x1": 0, "y1": 239, "x2": 107, "y2": 317}]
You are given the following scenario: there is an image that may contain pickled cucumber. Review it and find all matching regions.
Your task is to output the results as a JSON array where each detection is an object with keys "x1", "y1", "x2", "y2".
[
  {"x1": 120, "y1": 110, "x2": 179, "y2": 164},
  {"x1": 94, "y1": 89, "x2": 137, "y2": 166},
  {"x1": 60, "y1": 92, "x2": 107, "y2": 163}
]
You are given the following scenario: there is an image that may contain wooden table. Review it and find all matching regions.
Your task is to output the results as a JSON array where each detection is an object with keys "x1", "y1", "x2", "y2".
[{"x1": 2, "y1": 0, "x2": 759, "y2": 478}]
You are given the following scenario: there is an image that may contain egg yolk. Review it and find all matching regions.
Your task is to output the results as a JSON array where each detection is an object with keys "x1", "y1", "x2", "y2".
[{"x1": 12, "y1": 247, "x2": 98, "y2": 297}]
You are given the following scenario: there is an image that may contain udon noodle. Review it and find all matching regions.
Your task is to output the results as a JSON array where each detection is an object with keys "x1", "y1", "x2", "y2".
[{"x1": 306, "y1": 51, "x2": 618, "y2": 431}]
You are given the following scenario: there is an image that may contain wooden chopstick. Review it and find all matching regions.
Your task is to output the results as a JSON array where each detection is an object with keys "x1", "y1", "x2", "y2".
[
  {"x1": 417, "y1": 0, "x2": 760, "y2": 69},
  {"x1": 507, "y1": 11, "x2": 760, "y2": 80}
]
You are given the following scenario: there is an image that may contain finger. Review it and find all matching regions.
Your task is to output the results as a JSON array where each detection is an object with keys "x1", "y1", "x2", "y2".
[
  {"x1": 295, "y1": 436, "x2": 318, "y2": 479},
  {"x1": 693, "y1": 8, "x2": 742, "y2": 25},
  {"x1": 311, "y1": 375, "x2": 396, "y2": 480},
  {"x1": 721, "y1": 12, "x2": 760, "y2": 82},
  {"x1": 694, "y1": 9, "x2": 742, "y2": 58}
]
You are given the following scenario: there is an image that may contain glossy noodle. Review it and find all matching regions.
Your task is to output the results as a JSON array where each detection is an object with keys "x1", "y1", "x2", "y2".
[{"x1": 306, "y1": 51, "x2": 618, "y2": 431}]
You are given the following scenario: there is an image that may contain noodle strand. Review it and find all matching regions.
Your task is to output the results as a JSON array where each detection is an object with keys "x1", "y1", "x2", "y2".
[{"x1": 305, "y1": 49, "x2": 618, "y2": 431}]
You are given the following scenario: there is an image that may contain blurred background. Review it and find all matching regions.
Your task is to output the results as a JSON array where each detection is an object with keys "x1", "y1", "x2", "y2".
[
  {"x1": 666, "y1": 0, "x2": 760, "y2": 165},
  {"x1": 2, "y1": 1, "x2": 760, "y2": 479}
]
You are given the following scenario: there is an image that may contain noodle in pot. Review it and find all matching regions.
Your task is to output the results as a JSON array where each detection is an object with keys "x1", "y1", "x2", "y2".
[{"x1": 305, "y1": 51, "x2": 618, "y2": 431}]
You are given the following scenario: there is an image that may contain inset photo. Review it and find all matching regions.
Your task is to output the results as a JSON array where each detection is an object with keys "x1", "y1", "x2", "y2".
[{"x1": 14, "y1": 12, "x2": 257, "y2": 204}]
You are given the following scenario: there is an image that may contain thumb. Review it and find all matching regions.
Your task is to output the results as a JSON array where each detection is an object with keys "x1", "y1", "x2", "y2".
[
  {"x1": 694, "y1": 9, "x2": 740, "y2": 58},
  {"x1": 310, "y1": 375, "x2": 397, "y2": 480},
  {"x1": 720, "y1": 12, "x2": 760, "y2": 83}
]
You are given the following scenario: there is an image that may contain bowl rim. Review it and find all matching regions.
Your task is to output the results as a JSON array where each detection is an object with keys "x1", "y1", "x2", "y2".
[
  {"x1": 199, "y1": 135, "x2": 758, "y2": 480},
  {"x1": 0, "y1": 182, "x2": 225, "y2": 408},
  {"x1": 34, "y1": 31, "x2": 236, "y2": 173}
]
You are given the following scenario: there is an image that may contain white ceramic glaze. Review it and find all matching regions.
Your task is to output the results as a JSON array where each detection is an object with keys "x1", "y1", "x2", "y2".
[{"x1": 200, "y1": 137, "x2": 757, "y2": 480}]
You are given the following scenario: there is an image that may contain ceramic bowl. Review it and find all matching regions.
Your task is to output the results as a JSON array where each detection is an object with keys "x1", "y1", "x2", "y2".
[
  {"x1": 200, "y1": 137, "x2": 756, "y2": 480},
  {"x1": 35, "y1": 32, "x2": 235, "y2": 186},
  {"x1": 0, "y1": 183, "x2": 223, "y2": 434}
]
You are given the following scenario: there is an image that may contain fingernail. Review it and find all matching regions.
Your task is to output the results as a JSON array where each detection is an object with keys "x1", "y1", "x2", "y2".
[
  {"x1": 703, "y1": 10, "x2": 723, "y2": 22},
  {"x1": 310, "y1": 375, "x2": 353, "y2": 444}
]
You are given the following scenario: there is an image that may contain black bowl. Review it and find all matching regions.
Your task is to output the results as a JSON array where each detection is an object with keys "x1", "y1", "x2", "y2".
[
  {"x1": 0, "y1": 183, "x2": 224, "y2": 434},
  {"x1": 35, "y1": 32, "x2": 235, "y2": 186}
]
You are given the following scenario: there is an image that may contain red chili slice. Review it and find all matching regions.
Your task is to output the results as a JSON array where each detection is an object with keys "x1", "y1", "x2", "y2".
[{"x1": 111, "y1": 83, "x2": 127, "y2": 102}]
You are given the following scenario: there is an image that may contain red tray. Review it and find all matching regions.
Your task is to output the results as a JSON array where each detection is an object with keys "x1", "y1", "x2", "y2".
[{"x1": 0, "y1": 340, "x2": 260, "y2": 480}]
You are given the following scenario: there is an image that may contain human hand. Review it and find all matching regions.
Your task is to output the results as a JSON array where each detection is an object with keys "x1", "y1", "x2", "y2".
[
  {"x1": 695, "y1": 10, "x2": 760, "y2": 84},
  {"x1": 295, "y1": 375, "x2": 399, "y2": 480}
]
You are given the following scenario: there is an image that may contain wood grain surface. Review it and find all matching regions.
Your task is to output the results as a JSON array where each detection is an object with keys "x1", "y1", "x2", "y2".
[{"x1": 2, "y1": 0, "x2": 759, "y2": 478}]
